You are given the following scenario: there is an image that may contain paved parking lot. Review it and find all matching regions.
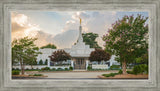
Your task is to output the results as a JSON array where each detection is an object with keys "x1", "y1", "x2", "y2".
[{"x1": 39, "y1": 71, "x2": 118, "y2": 78}]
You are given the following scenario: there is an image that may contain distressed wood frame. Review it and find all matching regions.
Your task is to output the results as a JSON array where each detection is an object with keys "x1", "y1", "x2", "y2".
[{"x1": 0, "y1": 0, "x2": 159, "y2": 91}]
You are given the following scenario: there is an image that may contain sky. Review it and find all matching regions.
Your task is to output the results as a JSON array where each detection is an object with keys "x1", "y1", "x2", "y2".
[{"x1": 11, "y1": 11, "x2": 148, "y2": 49}]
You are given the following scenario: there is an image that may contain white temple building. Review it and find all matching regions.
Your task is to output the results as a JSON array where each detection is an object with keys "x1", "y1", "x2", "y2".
[{"x1": 35, "y1": 18, "x2": 120, "y2": 70}]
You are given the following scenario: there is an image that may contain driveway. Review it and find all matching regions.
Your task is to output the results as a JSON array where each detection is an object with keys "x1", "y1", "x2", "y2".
[{"x1": 39, "y1": 71, "x2": 118, "y2": 78}]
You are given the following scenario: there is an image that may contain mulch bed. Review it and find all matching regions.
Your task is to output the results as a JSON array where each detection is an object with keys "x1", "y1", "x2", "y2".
[
  {"x1": 98, "y1": 74, "x2": 148, "y2": 79},
  {"x1": 12, "y1": 75, "x2": 48, "y2": 78}
]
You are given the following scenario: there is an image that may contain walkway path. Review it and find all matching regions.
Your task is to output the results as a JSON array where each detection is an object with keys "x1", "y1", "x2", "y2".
[{"x1": 39, "y1": 71, "x2": 118, "y2": 78}]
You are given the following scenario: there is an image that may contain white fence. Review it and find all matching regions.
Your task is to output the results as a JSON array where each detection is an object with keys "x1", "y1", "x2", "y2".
[
  {"x1": 92, "y1": 64, "x2": 109, "y2": 69},
  {"x1": 12, "y1": 65, "x2": 70, "y2": 70}
]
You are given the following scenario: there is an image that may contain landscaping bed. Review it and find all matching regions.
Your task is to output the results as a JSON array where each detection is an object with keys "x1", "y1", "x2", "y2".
[
  {"x1": 98, "y1": 74, "x2": 148, "y2": 79},
  {"x1": 12, "y1": 74, "x2": 48, "y2": 79}
]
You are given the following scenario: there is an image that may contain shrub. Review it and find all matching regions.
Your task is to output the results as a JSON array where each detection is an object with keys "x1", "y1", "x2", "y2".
[
  {"x1": 132, "y1": 64, "x2": 148, "y2": 75},
  {"x1": 39, "y1": 59, "x2": 43, "y2": 65},
  {"x1": 12, "y1": 68, "x2": 15, "y2": 70},
  {"x1": 118, "y1": 69, "x2": 123, "y2": 74},
  {"x1": 140, "y1": 64, "x2": 148, "y2": 74},
  {"x1": 41, "y1": 67, "x2": 50, "y2": 70},
  {"x1": 132, "y1": 65, "x2": 141, "y2": 75},
  {"x1": 102, "y1": 74, "x2": 111, "y2": 77},
  {"x1": 110, "y1": 65, "x2": 120, "y2": 70},
  {"x1": 52, "y1": 68, "x2": 56, "y2": 71},
  {"x1": 69, "y1": 66, "x2": 73, "y2": 70},
  {"x1": 33, "y1": 74, "x2": 43, "y2": 76},
  {"x1": 12, "y1": 70, "x2": 20, "y2": 75},
  {"x1": 144, "y1": 64, "x2": 148, "y2": 74},
  {"x1": 110, "y1": 73, "x2": 115, "y2": 77},
  {"x1": 127, "y1": 71, "x2": 134, "y2": 74},
  {"x1": 57, "y1": 68, "x2": 64, "y2": 71},
  {"x1": 65, "y1": 68, "x2": 69, "y2": 71},
  {"x1": 45, "y1": 59, "x2": 48, "y2": 65},
  {"x1": 16, "y1": 68, "x2": 19, "y2": 70},
  {"x1": 87, "y1": 66, "x2": 92, "y2": 70},
  {"x1": 26, "y1": 68, "x2": 29, "y2": 70},
  {"x1": 102, "y1": 73, "x2": 119, "y2": 77}
]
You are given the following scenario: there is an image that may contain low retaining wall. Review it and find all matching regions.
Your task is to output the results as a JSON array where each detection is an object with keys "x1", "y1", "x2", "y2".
[
  {"x1": 12, "y1": 65, "x2": 70, "y2": 70},
  {"x1": 92, "y1": 64, "x2": 109, "y2": 69}
]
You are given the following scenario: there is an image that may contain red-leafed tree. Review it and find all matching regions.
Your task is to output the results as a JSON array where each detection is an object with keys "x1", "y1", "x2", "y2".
[
  {"x1": 49, "y1": 50, "x2": 71, "y2": 64},
  {"x1": 89, "y1": 48, "x2": 111, "y2": 64}
]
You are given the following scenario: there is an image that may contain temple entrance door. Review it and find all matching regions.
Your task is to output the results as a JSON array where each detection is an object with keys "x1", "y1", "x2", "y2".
[{"x1": 74, "y1": 58, "x2": 86, "y2": 70}]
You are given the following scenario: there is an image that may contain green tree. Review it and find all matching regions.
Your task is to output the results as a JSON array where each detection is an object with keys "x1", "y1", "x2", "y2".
[
  {"x1": 25, "y1": 58, "x2": 38, "y2": 69},
  {"x1": 39, "y1": 59, "x2": 43, "y2": 65},
  {"x1": 89, "y1": 49, "x2": 111, "y2": 64},
  {"x1": 12, "y1": 53, "x2": 19, "y2": 66},
  {"x1": 45, "y1": 59, "x2": 48, "y2": 65},
  {"x1": 41, "y1": 43, "x2": 57, "y2": 49},
  {"x1": 25, "y1": 47, "x2": 41, "y2": 69},
  {"x1": 49, "y1": 50, "x2": 71, "y2": 64},
  {"x1": 102, "y1": 15, "x2": 148, "y2": 74},
  {"x1": 82, "y1": 32, "x2": 101, "y2": 49},
  {"x1": 12, "y1": 37, "x2": 41, "y2": 75}
]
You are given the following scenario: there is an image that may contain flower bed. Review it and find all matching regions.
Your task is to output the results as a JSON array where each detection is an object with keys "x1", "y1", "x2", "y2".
[{"x1": 98, "y1": 74, "x2": 148, "y2": 79}]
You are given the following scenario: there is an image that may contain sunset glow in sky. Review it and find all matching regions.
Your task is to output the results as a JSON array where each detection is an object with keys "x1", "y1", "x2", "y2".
[{"x1": 11, "y1": 11, "x2": 148, "y2": 49}]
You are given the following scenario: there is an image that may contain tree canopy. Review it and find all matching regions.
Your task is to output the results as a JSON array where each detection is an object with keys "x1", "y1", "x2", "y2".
[
  {"x1": 49, "y1": 50, "x2": 71, "y2": 64},
  {"x1": 89, "y1": 49, "x2": 111, "y2": 63},
  {"x1": 102, "y1": 14, "x2": 148, "y2": 74},
  {"x1": 82, "y1": 32, "x2": 101, "y2": 49},
  {"x1": 12, "y1": 37, "x2": 41, "y2": 74},
  {"x1": 40, "y1": 43, "x2": 57, "y2": 49}
]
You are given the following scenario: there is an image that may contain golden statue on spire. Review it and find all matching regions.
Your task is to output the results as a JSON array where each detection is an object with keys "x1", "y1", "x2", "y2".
[{"x1": 79, "y1": 17, "x2": 82, "y2": 25}]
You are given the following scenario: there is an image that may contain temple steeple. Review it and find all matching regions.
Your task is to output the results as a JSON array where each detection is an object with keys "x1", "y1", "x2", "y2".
[
  {"x1": 80, "y1": 17, "x2": 82, "y2": 26},
  {"x1": 77, "y1": 17, "x2": 83, "y2": 43}
]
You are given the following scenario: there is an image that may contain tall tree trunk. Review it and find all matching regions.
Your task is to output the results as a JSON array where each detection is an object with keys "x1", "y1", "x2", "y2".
[
  {"x1": 20, "y1": 58, "x2": 25, "y2": 75},
  {"x1": 122, "y1": 60, "x2": 127, "y2": 74},
  {"x1": 22, "y1": 64, "x2": 25, "y2": 75},
  {"x1": 31, "y1": 64, "x2": 33, "y2": 69},
  {"x1": 98, "y1": 61, "x2": 101, "y2": 64}
]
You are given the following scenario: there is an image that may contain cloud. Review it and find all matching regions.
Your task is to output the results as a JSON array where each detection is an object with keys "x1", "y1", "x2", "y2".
[
  {"x1": 84, "y1": 12, "x2": 116, "y2": 48},
  {"x1": 72, "y1": 11, "x2": 90, "y2": 20},
  {"x1": 65, "y1": 11, "x2": 117, "y2": 48},
  {"x1": 11, "y1": 12, "x2": 50, "y2": 47},
  {"x1": 33, "y1": 31, "x2": 54, "y2": 47},
  {"x1": 11, "y1": 11, "x2": 117, "y2": 49},
  {"x1": 53, "y1": 30, "x2": 79, "y2": 49},
  {"x1": 11, "y1": 12, "x2": 80, "y2": 48},
  {"x1": 11, "y1": 12, "x2": 38, "y2": 40}
]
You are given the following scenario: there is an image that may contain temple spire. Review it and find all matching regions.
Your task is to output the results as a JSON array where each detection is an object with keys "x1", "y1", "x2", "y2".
[
  {"x1": 79, "y1": 17, "x2": 82, "y2": 26},
  {"x1": 77, "y1": 17, "x2": 83, "y2": 43}
]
